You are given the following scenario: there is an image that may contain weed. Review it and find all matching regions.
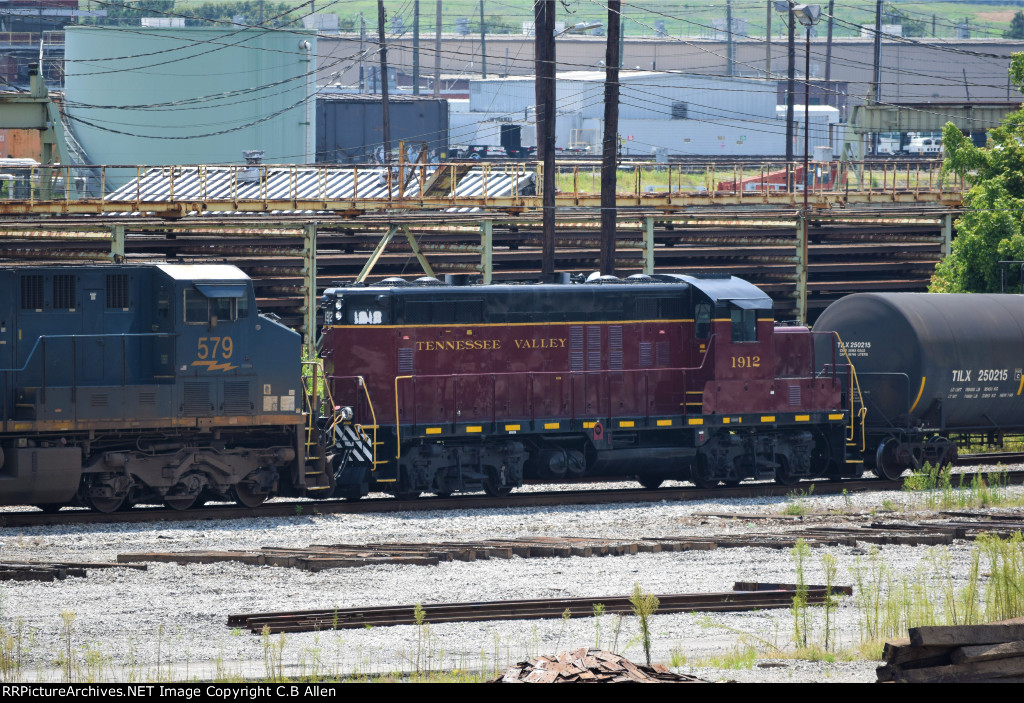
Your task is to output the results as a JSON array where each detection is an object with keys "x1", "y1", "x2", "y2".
[
  {"x1": 669, "y1": 645, "x2": 686, "y2": 668},
  {"x1": 610, "y1": 614, "x2": 624, "y2": 654},
  {"x1": 555, "y1": 607, "x2": 571, "y2": 653},
  {"x1": 58, "y1": 610, "x2": 75, "y2": 683},
  {"x1": 782, "y1": 485, "x2": 815, "y2": 516},
  {"x1": 790, "y1": 539, "x2": 811, "y2": 648},
  {"x1": 592, "y1": 603, "x2": 605, "y2": 650},
  {"x1": 699, "y1": 645, "x2": 757, "y2": 669},
  {"x1": 295, "y1": 504, "x2": 304, "y2": 517},
  {"x1": 629, "y1": 583, "x2": 659, "y2": 667},
  {"x1": 413, "y1": 603, "x2": 427, "y2": 674}
]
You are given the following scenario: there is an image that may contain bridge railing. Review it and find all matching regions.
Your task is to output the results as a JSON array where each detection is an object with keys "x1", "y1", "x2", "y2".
[{"x1": 0, "y1": 159, "x2": 961, "y2": 212}]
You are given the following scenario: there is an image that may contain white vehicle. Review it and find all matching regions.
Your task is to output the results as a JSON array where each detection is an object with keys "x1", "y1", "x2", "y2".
[{"x1": 906, "y1": 136, "x2": 943, "y2": 155}]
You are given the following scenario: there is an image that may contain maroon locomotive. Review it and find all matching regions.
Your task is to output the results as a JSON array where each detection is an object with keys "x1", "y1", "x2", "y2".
[{"x1": 319, "y1": 273, "x2": 853, "y2": 499}]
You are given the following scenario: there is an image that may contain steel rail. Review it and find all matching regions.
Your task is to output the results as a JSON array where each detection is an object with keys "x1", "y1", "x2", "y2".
[{"x1": 3, "y1": 464, "x2": 1022, "y2": 529}]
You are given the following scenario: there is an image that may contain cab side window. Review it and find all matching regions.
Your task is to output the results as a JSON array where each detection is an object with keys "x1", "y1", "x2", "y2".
[
  {"x1": 695, "y1": 304, "x2": 711, "y2": 339},
  {"x1": 184, "y1": 289, "x2": 208, "y2": 323},
  {"x1": 731, "y1": 308, "x2": 757, "y2": 343}
]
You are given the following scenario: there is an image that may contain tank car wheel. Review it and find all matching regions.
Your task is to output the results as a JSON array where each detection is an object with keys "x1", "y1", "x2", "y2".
[
  {"x1": 35, "y1": 504, "x2": 62, "y2": 513},
  {"x1": 873, "y1": 438, "x2": 905, "y2": 481},
  {"x1": 636, "y1": 475, "x2": 664, "y2": 490},
  {"x1": 231, "y1": 484, "x2": 269, "y2": 508},
  {"x1": 164, "y1": 496, "x2": 199, "y2": 511}
]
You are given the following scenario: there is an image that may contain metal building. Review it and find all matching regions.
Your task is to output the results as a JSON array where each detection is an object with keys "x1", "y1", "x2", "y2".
[{"x1": 316, "y1": 95, "x2": 449, "y2": 163}]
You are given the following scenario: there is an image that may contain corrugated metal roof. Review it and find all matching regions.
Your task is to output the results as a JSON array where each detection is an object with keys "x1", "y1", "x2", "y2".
[{"x1": 105, "y1": 165, "x2": 534, "y2": 214}]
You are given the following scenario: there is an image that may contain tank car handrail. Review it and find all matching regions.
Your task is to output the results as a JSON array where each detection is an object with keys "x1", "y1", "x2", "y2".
[{"x1": 830, "y1": 331, "x2": 869, "y2": 452}]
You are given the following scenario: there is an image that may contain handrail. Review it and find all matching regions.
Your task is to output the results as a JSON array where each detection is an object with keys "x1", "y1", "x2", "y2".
[{"x1": 831, "y1": 331, "x2": 869, "y2": 452}]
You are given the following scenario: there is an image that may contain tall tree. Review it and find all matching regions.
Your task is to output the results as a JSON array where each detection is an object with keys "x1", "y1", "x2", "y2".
[
  {"x1": 1005, "y1": 11, "x2": 1024, "y2": 40},
  {"x1": 930, "y1": 54, "x2": 1024, "y2": 293}
]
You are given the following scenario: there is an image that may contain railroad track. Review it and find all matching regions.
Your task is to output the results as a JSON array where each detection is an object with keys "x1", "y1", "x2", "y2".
[
  {"x1": 227, "y1": 582, "x2": 853, "y2": 634},
  {"x1": 3, "y1": 461, "x2": 1022, "y2": 529}
]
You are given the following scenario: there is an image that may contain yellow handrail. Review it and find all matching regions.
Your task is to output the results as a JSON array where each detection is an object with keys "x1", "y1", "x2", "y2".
[{"x1": 833, "y1": 332, "x2": 868, "y2": 453}]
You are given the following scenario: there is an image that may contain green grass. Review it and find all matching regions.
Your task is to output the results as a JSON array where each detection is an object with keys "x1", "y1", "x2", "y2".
[{"x1": 902, "y1": 464, "x2": 1024, "y2": 510}]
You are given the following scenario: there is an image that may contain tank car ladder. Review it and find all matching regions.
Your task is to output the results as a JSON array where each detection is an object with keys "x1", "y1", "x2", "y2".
[{"x1": 300, "y1": 360, "x2": 337, "y2": 495}]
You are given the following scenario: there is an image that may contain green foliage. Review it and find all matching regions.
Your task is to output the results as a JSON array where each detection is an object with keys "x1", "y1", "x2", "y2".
[
  {"x1": 1006, "y1": 12, "x2": 1024, "y2": 40},
  {"x1": 629, "y1": 584, "x2": 659, "y2": 667},
  {"x1": 179, "y1": 2, "x2": 304, "y2": 27},
  {"x1": 101, "y1": 0, "x2": 175, "y2": 20},
  {"x1": 932, "y1": 54, "x2": 1024, "y2": 293}
]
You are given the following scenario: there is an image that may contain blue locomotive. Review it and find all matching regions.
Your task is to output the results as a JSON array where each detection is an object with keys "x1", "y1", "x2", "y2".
[{"x1": 0, "y1": 263, "x2": 332, "y2": 512}]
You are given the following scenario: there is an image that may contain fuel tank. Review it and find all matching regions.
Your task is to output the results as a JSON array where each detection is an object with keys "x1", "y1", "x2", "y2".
[{"x1": 813, "y1": 293, "x2": 1024, "y2": 430}]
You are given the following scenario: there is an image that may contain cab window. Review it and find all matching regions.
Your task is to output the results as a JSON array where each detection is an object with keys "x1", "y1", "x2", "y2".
[
  {"x1": 695, "y1": 304, "x2": 711, "y2": 339},
  {"x1": 731, "y1": 308, "x2": 757, "y2": 343}
]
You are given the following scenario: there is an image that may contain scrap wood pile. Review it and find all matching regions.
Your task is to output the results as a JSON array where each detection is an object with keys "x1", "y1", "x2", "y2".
[
  {"x1": 0, "y1": 560, "x2": 146, "y2": 582},
  {"x1": 878, "y1": 617, "x2": 1024, "y2": 683},
  {"x1": 493, "y1": 649, "x2": 706, "y2": 684}
]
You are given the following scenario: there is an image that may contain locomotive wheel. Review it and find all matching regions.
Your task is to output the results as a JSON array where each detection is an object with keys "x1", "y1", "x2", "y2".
[
  {"x1": 164, "y1": 496, "x2": 199, "y2": 511},
  {"x1": 482, "y1": 478, "x2": 513, "y2": 497},
  {"x1": 636, "y1": 475, "x2": 664, "y2": 490},
  {"x1": 84, "y1": 494, "x2": 126, "y2": 514},
  {"x1": 873, "y1": 438, "x2": 905, "y2": 481},
  {"x1": 231, "y1": 484, "x2": 269, "y2": 508},
  {"x1": 773, "y1": 457, "x2": 801, "y2": 487},
  {"x1": 689, "y1": 457, "x2": 719, "y2": 489}
]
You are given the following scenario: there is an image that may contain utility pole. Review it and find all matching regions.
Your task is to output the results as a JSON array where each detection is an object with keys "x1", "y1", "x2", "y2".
[
  {"x1": 601, "y1": 0, "x2": 621, "y2": 276},
  {"x1": 765, "y1": 1, "x2": 772, "y2": 78},
  {"x1": 618, "y1": 6, "x2": 624, "y2": 67},
  {"x1": 534, "y1": 0, "x2": 556, "y2": 279},
  {"x1": 726, "y1": 0, "x2": 734, "y2": 76},
  {"x1": 413, "y1": 0, "x2": 420, "y2": 95},
  {"x1": 824, "y1": 0, "x2": 834, "y2": 86},
  {"x1": 786, "y1": 2, "x2": 795, "y2": 167},
  {"x1": 480, "y1": 1, "x2": 487, "y2": 78},
  {"x1": 378, "y1": 0, "x2": 391, "y2": 163},
  {"x1": 359, "y1": 13, "x2": 366, "y2": 92},
  {"x1": 872, "y1": 0, "x2": 882, "y2": 154},
  {"x1": 434, "y1": 0, "x2": 442, "y2": 97}
]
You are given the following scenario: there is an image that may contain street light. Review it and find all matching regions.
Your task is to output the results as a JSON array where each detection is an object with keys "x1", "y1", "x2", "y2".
[
  {"x1": 555, "y1": 20, "x2": 603, "y2": 37},
  {"x1": 794, "y1": 4, "x2": 820, "y2": 325}
]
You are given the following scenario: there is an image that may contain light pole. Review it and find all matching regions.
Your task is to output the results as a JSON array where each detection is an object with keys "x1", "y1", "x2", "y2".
[{"x1": 793, "y1": 3, "x2": 820, "y2": 324}]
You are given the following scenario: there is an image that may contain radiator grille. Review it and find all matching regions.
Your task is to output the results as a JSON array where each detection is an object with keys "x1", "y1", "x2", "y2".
[
  {"x1": 586, "y1": 326, "x2": 601, "y2": 370},
  {"x1": 20, "y1": 275, "x2": 43, "y2": 310},
  {"x1": 639, "y1": 342, "x2": 653, "y2": 368},
  {"x1": 90, "y1": 393, "x2": 108, "y2": 407},
  {"x1": 139, "y1": 392, "x2": 157, "y2": 405},
  {"x1": 53, "y1": 275, "x2": 75, "y2": 310}
]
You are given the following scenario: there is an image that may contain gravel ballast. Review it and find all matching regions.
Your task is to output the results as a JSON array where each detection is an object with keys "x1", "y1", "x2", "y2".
[{"x1": 0, "y1": 480, "x2": 1021, "y2": 683}]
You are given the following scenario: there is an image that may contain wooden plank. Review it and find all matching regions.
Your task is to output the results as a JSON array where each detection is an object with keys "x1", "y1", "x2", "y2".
[
  {"x1": 897, "y1": 656, "x2": 1024, "y2": 683},
  {"x1": 910, "y1": 620, "x2": 1024, "y2": 647},
  {"x1": 882, "y1": 642, "x2": 954, "y2": 668},
  {"x1": 952, "y1": 640, "x2": 1024, "y2": 665}
]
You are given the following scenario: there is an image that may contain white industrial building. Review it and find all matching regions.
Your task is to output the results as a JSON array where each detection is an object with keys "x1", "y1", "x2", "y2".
[{"x1": 454, "y1": 71, "x2": 840, "y2": 157}]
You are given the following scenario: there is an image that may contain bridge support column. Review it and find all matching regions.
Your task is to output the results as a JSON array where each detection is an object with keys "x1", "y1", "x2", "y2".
[
  {"x1": 941, "y1": 213, "x2": 953, "y2": 258},
  {"x1": 643, "y1": 216, "x2": 655, "y2": 274},
  {"x1": 302, "y1": 222, "x2": 317, "y2": 358},
  {"x1": 109, "y1": 224, "x2": 125, "y2": 263},
  {"x1": 480, "y1": 219, "x2": 493, "y2": 283}
]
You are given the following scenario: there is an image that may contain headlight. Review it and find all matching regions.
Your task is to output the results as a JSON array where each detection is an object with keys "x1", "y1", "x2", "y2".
[
  {"x1": 335, "y1": 300, "x2": 343, "y2": 311},
  {"x1": 339, "y1": 406, "x2": 353, "y2": 421}
]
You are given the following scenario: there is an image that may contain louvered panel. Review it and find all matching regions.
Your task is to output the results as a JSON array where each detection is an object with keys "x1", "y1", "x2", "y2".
[
  {"x1": 398, "y1": 347, "x2": 414, "y2": 373},
  {"x1": 609, "y1": 326, "x2": 623, "y2": 370},
  {"x1": 569, "y1": 325, "x2": 584, "y2": 372},
  {"x1": 788, "y1": 385, "x2": 801, "y2": 406},
  {"x1": 223, "y1": 381, "x2": 251, "y2": 414},
  {"x1": 656, "y1": 341, "x2": 670, "y2": 367},
  {"x1": 586, "y1": 325, "x2": 601, "y2": 370},
  {"x1": 183, "y1": 382, "x2": 211, "y2": 416},
  {"x1": 639, "y1": 342, "x2": 653, "y2": 368},
  {"x1": 90, "y1": 393, "x2": 108, "y2": 408}
]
